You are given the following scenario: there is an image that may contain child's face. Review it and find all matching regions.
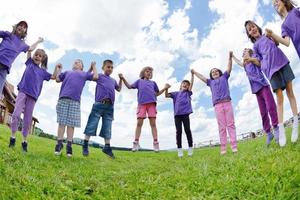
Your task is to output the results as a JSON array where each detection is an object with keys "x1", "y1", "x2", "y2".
[
  {"x1": 180, "y1": 82, "x2": 190, "y2": 91},
  {"x1": 33, "y1": 50, "x2": 44, "y2": 66},
  {"x1": 73, "y1": 59, "x2": 83, "y2": 71},
  {"x1": 273, "y1": 0, "x2": 286, "y2": 14},
  {"x1": 211, "y1": 68, "x2": 221, "y2": 79},
  {"x1": 16, "y1": 24, "x2": 27, "y2": 36},
  {"x1": 144, "y1": 69, "x2": 152, "y2": 79},
  {"x1": 246, "y1": 23, "x2": 261, "y2": 39},
  {"x1": 242, "y1": 49, "x2": 251, "y2": 59},
  {"x1": 103, "y1": 63, "x2": 113, "y2": 75}
]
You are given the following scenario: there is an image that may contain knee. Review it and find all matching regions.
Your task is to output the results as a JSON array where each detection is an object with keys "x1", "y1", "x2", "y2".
[{"x1": 137, "y1": 120, "x2": 143, "y2": 127}]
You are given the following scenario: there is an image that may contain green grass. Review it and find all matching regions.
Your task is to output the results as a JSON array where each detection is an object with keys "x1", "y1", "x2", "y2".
[{"x1": 0, "y1": 125, "x2": 300, "y2": 200}]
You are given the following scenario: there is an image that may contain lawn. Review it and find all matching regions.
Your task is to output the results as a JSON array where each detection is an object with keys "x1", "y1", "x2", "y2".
[{"x1": 0, "y1": 125, "x2": 299, "y2": 200}]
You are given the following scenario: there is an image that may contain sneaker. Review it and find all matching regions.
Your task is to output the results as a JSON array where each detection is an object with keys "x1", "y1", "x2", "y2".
[
  {"x1": 220, "y1": 150, "x2": 226, "y2": 155},
  {"x1": 274, "y1": 127, "x2": 279, "y2": 143},
  {"x1": 266, "y1": 132, "x2": 274, "y2": 146},
  {"x1": 291, "y1": 125, "x2": 299, "y2": 143},
  {"x1": 153, "y1": 142, "x2": 160, "y2": 153},
  {"x1": 102, "y1": 145, "x2": 115, "y2": 159},
  {"x1": 21, "y1": 141, "x2": 28, "y2": 152},
  {"x1": 66, "y1": 144, "x2": 73, "y2": 157},
  {"x1": 188, "y1": 147, "x2": 193, "y2": 157},
  {"x1": 132, "y1": 141, "x2": 140, "y2": 152},
  {"x1": 279, "y1": 124, "x2": 286, "y2": 147},
  {"x1": 177, "y1": 148, "x2": 183, "y2": 158},
  {"x1": 8, "y1": 137, "x2": 16, "y2": 148},
  {"x1": 54, "y1": 142, "x2": 63, "y2": 156},
  {"x1": 232, "y1": 148, "x2": 238, "y2": 153},
  {"x1": 82, "y1": 140, "x2": 89, "y2": 156}
]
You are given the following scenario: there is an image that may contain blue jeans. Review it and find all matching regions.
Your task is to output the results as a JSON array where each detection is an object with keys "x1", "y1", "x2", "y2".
[
  {"x1": 0, "y1": 64, "x2": 8, "y2": 94},
  {"x1": 84, "y1": 102, "x2": 114, "y2": 139}
]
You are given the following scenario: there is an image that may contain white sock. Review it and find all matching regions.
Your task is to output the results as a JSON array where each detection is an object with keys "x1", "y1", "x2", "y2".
[{"x1": 293, "y1": 116, "x2": 299, "y2": 127}]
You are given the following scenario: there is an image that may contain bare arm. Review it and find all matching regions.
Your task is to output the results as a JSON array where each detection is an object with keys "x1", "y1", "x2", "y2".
[
  {"x1": 165, "y1": 84, "x2": 172, "y2": 98},
  {"x1": 232, "y1": 54, "x2": 244, "y2": 67},
  {"x1": 90, "y1": 62, "x2": 98, "y2": 81},
  {"x1": 28, "y1": 37, "x2": 44, "y2": 52},
  {"x1": 266, "y1": 28, "x2": 290, "y2": 47},
  {"x1": 226, "y1": 51, "x2": 233, "y2": 74},
  {"x1": 189, "y1": 71, "x2": 194, "y2": 91},
  {"x1": 55, "y1": 64, "x2": 63, "y2": 83},
  {"x1": 116, "y1": 76, "x2": 122, "y2": 92},
  {"x1": 156, "y1": 84, "x2": 170, "y2": 97},
  {"x1": 244, "y1": 57, "x2": 261, "y2": 67},
  {"x1": 192, "y1": 69, "x2": 208, "y2": 84},
  {"x1": 50, "y1": 65, "x2": 60, "y2": 80},
  {"x1": 119, "y1": 74, "x2": 132, "y2": 89}
]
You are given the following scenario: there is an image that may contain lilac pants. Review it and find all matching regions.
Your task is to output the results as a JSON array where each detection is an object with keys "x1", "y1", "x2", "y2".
[
  {"x1": 10, "y1": 92, "x2": 36, "y2": 137},
  {"x1": 256, "y1": 86, "x2": 278, "y2": 133},
  {"x1": 214, "y1": 101, "x2": 237, "y2": 152}
]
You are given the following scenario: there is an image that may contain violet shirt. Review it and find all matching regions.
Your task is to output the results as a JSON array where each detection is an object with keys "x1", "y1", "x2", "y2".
[
  {"x1": 0, "y1": 31, "x2": 29, "y2": 72},
  {"x1": 207, "y1": 71, "x2": 231, "y2": 106},
  {"x1": 170, "y1": 90, "x2": 193, "y2": 116},
  {"x1": 131, "y1": 79, "x2": 159, "y2": 105},
  {"x1": 17, "y1": 58, "x2": 52, "y2": 100},
  {"x1": 253, "y1": 35, "x2": 289, "y2": 80},
  {"x1": 244, "y1": 60, "x2": 269, "y2": 94},
  {"x1": 281, "y1": 7, "x2": 300, "y2": 58},
  {"x1": 95, "y1": 73, "x2": 119, "y2": 104},
  {"x1": 58, "y1": 70, "x2": 93, "y2": 102}
]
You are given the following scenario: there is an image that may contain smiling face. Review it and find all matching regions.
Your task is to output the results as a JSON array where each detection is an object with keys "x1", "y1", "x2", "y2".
[
  {"x1": 73, "y1": 59, "x2": 83, "y2": 71},
  {"x1": 103, "y1": 62, "x2": 113, "y2": 75},
  {"x1": 32, "y1": 49, "x2": 45, "y2": 66},
  {"x1": 242, "y1": 48, "x2": 251, "y2": 59},
  {"x1": 273, "y1": 0, "x2": 288, "y2": 15},
  {"x1": 180, "y1": 81, "x2": 190, "y2": 91},
  {"x1": 15, "y1": 24, "x2": 27, "y2": 37},
  {"x1": 210, "y1": 68, "x2": 221, "y2": 79},
  {"x1": 245, "y1": 22, "x2": 261, "y2": 40},
  {"x1": 143, "y1": 69, "x2": 152, "y2": 79}
]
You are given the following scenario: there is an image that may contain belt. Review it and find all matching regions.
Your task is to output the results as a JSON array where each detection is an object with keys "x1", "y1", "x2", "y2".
[{"x1": 98, "y1": 99, "x2": 112, "y2": 104}]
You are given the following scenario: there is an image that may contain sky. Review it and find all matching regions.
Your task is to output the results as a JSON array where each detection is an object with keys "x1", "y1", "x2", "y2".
[{"x1": 1, "y1": 0, "x2": 300, "y2": 150}]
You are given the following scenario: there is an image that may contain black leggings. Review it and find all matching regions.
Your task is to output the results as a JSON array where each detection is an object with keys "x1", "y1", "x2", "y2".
[{"x1": 175, "y1": 114, "x2": 193, "y2": 148}]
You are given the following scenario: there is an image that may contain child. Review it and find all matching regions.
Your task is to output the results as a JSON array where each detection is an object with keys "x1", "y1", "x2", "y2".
[
  {"x1": 245, "y1": 20, "x2": 298, "y2": 146},
  {"x1": 0, "y1": 21, "x2": 43, "y2": 94},
  {"x1": 267, "y1": 0, "x2": 300, "y2": 58},
  {"x1": 82, "y1": 60, "x2": 122, "y2": 159},
  {"x1": 120, "y1": 66, "x2": 169, "y2": 152},
  {"x1": 8, "y1": 48, "x2": 59, "y2": 152},
  {"x1": 232, "y1": 48, "x2": 279, "y2": 145},
  {"x1": 192, "y1": 52, "x2": 238, "y2": 155},
  {"x1": 165, "y1": 71, "x2": 194, "y2": 157},
  {"x1": 55, "y1": 59, "x2": 98, "y2": 157}
]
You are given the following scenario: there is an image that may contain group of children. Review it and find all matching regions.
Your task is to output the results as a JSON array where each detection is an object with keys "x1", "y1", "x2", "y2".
[{"x1": 0, "y1": 0, "x2": 299, "y2": 158}]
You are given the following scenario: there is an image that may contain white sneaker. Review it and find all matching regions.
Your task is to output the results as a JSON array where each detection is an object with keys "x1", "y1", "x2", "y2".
[
  {"x1": 188, "y1": 147, "x2": 193, "y2": 157},
  {"x1": 153, "y1": 142, "x2": 160, "y2": 153},
  {"x1": 178, "y1": 148, "x2": 183, "y2": 158},
  {"x1": 132, "y1": 142, "x2": 140, "y2": 152},
  {"x1": 279, "y1": 124, "x2": 286, "y2": 147},
  {"x1": 291, "y1": 125, "x2": 298, "y2": 143}
]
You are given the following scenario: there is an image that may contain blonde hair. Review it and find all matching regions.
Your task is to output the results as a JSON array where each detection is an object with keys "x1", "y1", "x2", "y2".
[
  {"x1": 35, "y1": 49, "x2": 48, "y2": 69},
  {"x1": 12, "y1": 21, "x2": 28, "y2": 39},
  {"x1": 139, "y1": 66, "x2": 153, "y2": 79}
]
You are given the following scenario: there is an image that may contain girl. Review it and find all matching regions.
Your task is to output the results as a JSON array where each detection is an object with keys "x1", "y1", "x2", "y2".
[
  {"x1": 245, "y1": 20, "x2": 298, "y2": 146},
  {"x1": 192, "y1": 52, "x2": 238, "y2": 155},
  {"x1": 8, "y1": 48, "x2": 59, "y2": 152},
  {"x1": 232, "y1": 48, "x2": 279, "y2": 145},
  {"x1": 0, "y1": 21, "x2": 43, "y2": 94},
  {"x1": 165, "y1": 71, "x2": 194, "y2": 157},
  {"x1": 55, "y1": 59, "x2": 98, "y2": 157},
  {"x1": 120, "y1": 66, "x2": 169, "y2": 152}
]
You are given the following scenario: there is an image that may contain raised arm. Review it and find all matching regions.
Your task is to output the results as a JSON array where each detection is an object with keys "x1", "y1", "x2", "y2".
[
  {"x1": 119, "y1": 74, "x2": 132, "y2": 89},
  {"x1": 232, "y1": 54, "x2": 244, "y2": 67},
  {"x1": 28, "y1": 37, "x2": 44, "y2": 52},
  {"x1": 189, "y1": 70, "x2": 194, "y2": 91},
  {"x1": 191, "y1": 69, "x2": 208, "y2": 84},
  {"x1": 265, "y1": 28, "x2": 290, "y2": 47},
  {"x1": 226, "y1": 51, "x2": 233, "y2": 74},
  {"x1": 116, "y1": 74, "x2": 123, "y2": 92},
  {"x1": 165, "y1": 84, "x2": 172, "y2": 98},
  {"x1": 55, "y1": 64, "x2": 63, "y2": 83},
  {"x1": 51, "y1": 65, "x2": 60, "y2": 80},
  {"x1": 90, "y1": 61, "x2": 99, "y2": 81},
  {"x1": 156, "y1": 84, "x2": 170, "y2": 97}
]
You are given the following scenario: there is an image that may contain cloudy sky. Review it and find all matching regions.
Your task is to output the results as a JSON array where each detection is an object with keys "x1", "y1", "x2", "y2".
[{"x1": 1, "y1": 0, "x2": 300, "y2": 149}]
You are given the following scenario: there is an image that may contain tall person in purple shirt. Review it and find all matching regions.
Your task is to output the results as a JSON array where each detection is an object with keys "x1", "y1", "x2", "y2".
[
  {"x1": 232, "y1": 49, "x2": 279, "y2": 146},
  {"x1": 165, "y1": 71, "x2": 194, "y2": 158},
  {"x1": 82, "y1": 60, "x2": 122, "y2": 159},
  {"x1": 120, "y1": 66, "x2": 169, "y2": 153},
  {"x1": 192, "y1": 52, "x2": 238, "y2": 155},
  {"x1": 0, "y1": 21, "x2": 44, "y2": 95},
  {"x1": 245, "y1": 20, "x2": 298, "y2": 146},
  {"x1": 8, "y1": 48, "x2": 59, "y2": 152},
  {"x1": 54, "y1": 59, "x2": 98, "y2": 157}
]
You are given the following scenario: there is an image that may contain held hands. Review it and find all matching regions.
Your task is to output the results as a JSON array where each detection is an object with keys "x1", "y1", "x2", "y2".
[
  {"x1": 55, "y1": 63, "x2": 62, "y2": 70},
  {"x1": 165, "y1": 83, "x2": 171, "y2": 89},
  {"x1": 37, "y1": 37, "x2": 44, "y2": 43},
  {"x1": 265, "y1": 28, "x2": 273, "y2": 38},
  {"x1": 229, "y1": 51, "x2": 233, "y2": 59},
  {"x1": 191, "y1": 69, "x2": 195, "y2": 74},
  {"x1": 118, "y1": 73, "x2": 124, "y2": 80}
]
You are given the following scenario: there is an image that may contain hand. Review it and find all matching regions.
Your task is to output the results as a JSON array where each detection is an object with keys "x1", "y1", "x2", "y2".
[
  {"x1": 56, "y1": 63, "x2": 62, "y2": 69},
  {"x1": 191, "y1": 69, "x2": 195, "y2": 74},
  {"x1": 243, "y1": 57, "x2": 251, "y2": 64},
  {"x1": 118, "y1": 73, "x2": 124, "y2": 79},
  {"x1": 265, "y1": 28, "x2": 273, "y2": 37},
  {"x1": 37, "y1": 37, "x2": 44, "y2": 43},
  {"x1": 229, "y1": 51, "x2": 233, "y2": 59},
  {"x1": 90, "y1": 61, "x2": 96, "y2": 67},
  {"x1": 165, "y1": 83, "x2": 171, "y2": 89}
]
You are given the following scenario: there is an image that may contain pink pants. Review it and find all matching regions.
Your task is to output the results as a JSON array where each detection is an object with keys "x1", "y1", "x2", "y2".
[
  {"x1": 10, "y1": 92, "x2": 36, "y2": 137},
  {"x1": 214, "y1": 101, "x2": 237, "y2": 152}
]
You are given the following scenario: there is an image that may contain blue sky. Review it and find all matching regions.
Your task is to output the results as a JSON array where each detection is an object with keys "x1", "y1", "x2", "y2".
[{"x1": 2, "y1": 0, "x2": 300, "y2": 149}]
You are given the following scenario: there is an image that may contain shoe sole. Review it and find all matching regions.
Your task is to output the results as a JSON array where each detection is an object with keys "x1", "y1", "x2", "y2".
[
  {"x1": 102, "y1": 151, "x2": 115, "y2": 159},
  {"x1": 54, "y1": 152, "x2": 62, "y2": 156}
]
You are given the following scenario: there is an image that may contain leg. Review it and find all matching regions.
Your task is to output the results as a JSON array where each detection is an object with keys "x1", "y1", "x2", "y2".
[
  {"x1": 285, "y1": 81, "x2": 298, "y2": 116},
  {"x1": 275, "y1": 89, "x2": 284, "y2": 123},
  {"x1": 175, "y1": 116, "x2": 183, "y2": 149},
  {"x1": 149, "y1": 118, "x2": 158, "y2": 140},
  {"x1": 10, "y1": 92, "x2": 27, "y2": 137},
  {"x1": 134, "y1": 118, "x2": 144, "y2": 141},
  {"x1": 224, "y1": 102, "x2": 237, "y2": 151},
  {"x1": 0, "y1": 66, "x2": 8, "y2": 96},
  {"x1": 215, "y1": 103, "x2": 227, "y2": 153},
  {"x1": 66, "y1": 126, "x2": 74, "y2": 142},
  {"x1": 57, "y1": 124, "x2": 66, "y2": 140},
  {"x1": 182, "y1": 115, "x2": 193, "y2": 147},
  {"x1": 22, "y1": 96, "x2": 36, "y2": 142},
  {"x1": 256, "y1": 88, "x2": 271, "y2": 133},
  {"x1": 263, "y1": 86, "x2": 278, "y2": 129}
]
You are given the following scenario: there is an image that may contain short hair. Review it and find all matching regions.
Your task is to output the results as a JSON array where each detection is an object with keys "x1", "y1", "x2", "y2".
[
  {"x1": 102, "y1": 59, "x2": 113, "y2": 68},
  {"x1": 76, "y1": 59, "x2": 84, "y2": 69},
  {"x1": 139, "y1": 66, "x2": 153, "y2": 79},
  {"x1": 244, "y1": 20, "x2": 262, "y2": 43},
  {"x1": 209, "y1": 68, "x2": 223, "y2": 80},
  {"x1": 181, "y1": 80, "x2": 191, "y2": 85},
  {"x1": 243, "y1": 48, "x2": 254, "y2": 57}
]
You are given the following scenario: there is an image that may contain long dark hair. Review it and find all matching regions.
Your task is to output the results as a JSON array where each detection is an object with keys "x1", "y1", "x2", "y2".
[
  {"x1": 209, "y1": 68, "x2": 223, "y2": 80},
  {"x1": 244, "y1": 20, "x2": 262, "y2": 43},
  {"x1": 274, "y1": 0, "x2": 297, "y2": 18}
]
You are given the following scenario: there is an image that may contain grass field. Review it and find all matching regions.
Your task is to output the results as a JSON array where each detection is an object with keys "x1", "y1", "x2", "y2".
[{"x1": 0, "y1": 125, "x2": 300, "y2": 200}]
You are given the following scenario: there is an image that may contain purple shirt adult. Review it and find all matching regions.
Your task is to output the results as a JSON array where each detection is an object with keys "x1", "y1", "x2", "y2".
[
  {"x1": 281, "y1": 7, "x2": 300, "y2": 58},
  {"x1": 244, "y1": 61, "x2": 269, "y2": 94},
  {"x1": 253, "y1": 35, "x2": 289, "y2": 80},
  {"x1": 0, "y1": 31, "x2": 29, "y2": 73},
  {"x1": 207, "y1": 71, "x2": 231, "y2": 106},
  {"x1": 95, "y1": 73, "x2": 119, "y2": 104},
  {"x1": 17, "y1": 58, "x2": 52, "y2": 100},
  {"x1": 170, "y1": 90, "x2": 193, "y2": 116},
  {"x1": 58, "y1": 70, "x2": 93, "y2": 102},
  {"x1": 131, "y1": 79, "x2": 159, "y2": 105}
]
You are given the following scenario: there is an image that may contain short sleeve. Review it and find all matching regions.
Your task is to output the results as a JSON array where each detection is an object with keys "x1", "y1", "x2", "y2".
[
  {"x1": 206, "y1": 79, "x2": 211, "y2": 86},
  {"x1": 85, "y1": 72, "x2": 93, "y2": 81},
  {"x1": 170, "y1": 92, "x2": 177, "y2": 99},
  {"x1": 253, "y1": 44, "x2": 262, "y2": 61},
  {"x1": 153, "y1": 81, "x2": 159, "y2": 92},
  {"x1": 281, "y1": 24, "x2": 289, "y2": 38},
  {"x1": 59, "y1": 72, "x2": 67, "y2": 81},
  {"x1": 0, "y1": 31, "x2": 10, "y2": 38},
  {"x1": 43, "y1": 70, "x2": 52, "y2": 81},
  {"x1": 25, "y1": 58, "x2": 33, "y2": 65},
  {"x1": 223, "y1": 71, "x2": 230, "y2": 79},
  {"x1": 21, "y1": 43, "x2": 30, "y2": 53},
  {"x1": 130, "y1": 80, "x2": 139, "y2": 89},
  {"x1": 188, "y1": 91, "x2": 193, "y2": 96}
]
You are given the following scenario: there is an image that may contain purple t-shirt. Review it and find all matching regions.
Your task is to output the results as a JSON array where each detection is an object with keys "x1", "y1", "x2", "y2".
[
  {"x1": 244, "y1": 60, "x2": 269, "y2": 94},
  {"x1": 95, "y1": 73, "x2": 119, "y2": 104},
  {"x1": 253, "y1": 35, "x2": 289, "y2": 80},
  {"x1": 207, "y1": 71, "x2": 231, "y2": 106},
  {"x1": 58, "y1": 70, "x2": 93, "y2": 102},
  {"x1": 17, "y1": 58, "x2": 52, "y2": 100},
  {"x1": 131, "y1": 79, "x2": 159, "y2": 105},
  {"x1": 0, "y1": 31, "x2": 29, "y2": 72},
  {"x1": 170, "y1": 90, "x2": 193, "y2": 116},
  {"x1": 281, "y1": 7, "x2": 300, "y2": 58}
]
